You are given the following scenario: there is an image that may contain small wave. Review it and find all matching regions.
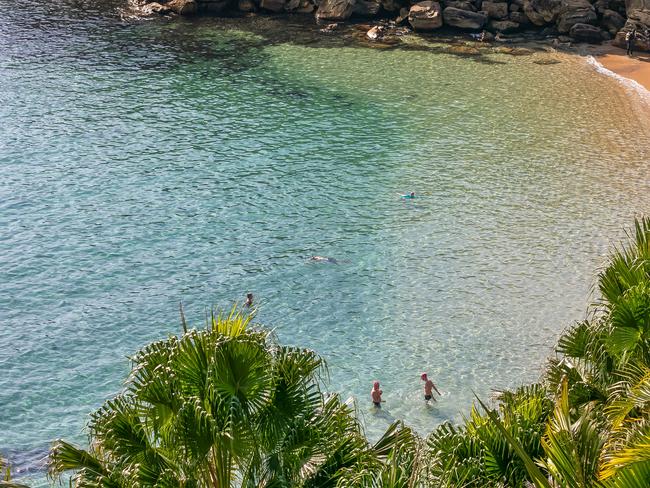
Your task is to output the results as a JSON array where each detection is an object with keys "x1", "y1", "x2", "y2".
[{"x1": 586, "y1": 55, "x2": 650, "y2": 103}]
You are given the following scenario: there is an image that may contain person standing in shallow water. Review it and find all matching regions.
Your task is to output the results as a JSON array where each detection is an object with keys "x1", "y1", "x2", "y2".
[
  {"x1": 626, "y1": 29, "x2": 637, "y2": 56},
  {"x1": 421, "y1": 373, "x2": 441, "y2": 403},
  {"x1": 371, "y1": 381, "x2": 383, "y2": 408},
  {"x1": 244, "y1": 293, "x2": 253, "y2": 307}
]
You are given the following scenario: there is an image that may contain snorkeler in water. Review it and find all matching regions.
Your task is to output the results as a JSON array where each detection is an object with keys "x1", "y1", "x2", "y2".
[
  {"x1": 310, "y1": 256, "x2": 338, "y2": 264},
  {"x1": 400, "y1": 192, "x2": 416, "y2": 199}
]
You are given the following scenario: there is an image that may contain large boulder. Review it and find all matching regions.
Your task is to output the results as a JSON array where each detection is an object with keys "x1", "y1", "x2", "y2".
[
  {"x1": 316, "y1": 0, "x2": 354, "y2": 20},
  {"x1": 601, "y1": 9, "x2": 626, "y2": 33},
  {"x1": 569, "y1": 22, "x2": 605, "y2": 41},
  {"x1": 523, "y1": 0, "x2": 562, "y2": 25},
  {"x1": 556, "y1": 0, "x2": 597, "y2": 33},
  {"x1": 167, "y1": 0, "x2": 198, "y2": 14},
  {"x1": 353, "y1": 0, "x2": 382, "y2": 16},
  {"x1": 481, "y1": 1, "x2": 509, "y2": 18},
  {"x1": 626, "y1": 0, "x2": 650, "y2": 34},
  {"x1": 625, "y1": 0, "x2": 650, "y2": 36},
  {"x1": 593, "y1": 0, "x2": 626, "y2": 12},
  {"x1": 408, "y1": 1, "x2": 444, "y2": 29},
  {"x1": 443, "y1": 6, "x2": 488, "y2": 28},
  {"x1": 444, "y1": 0, "x2": 477, "y2": 10}
]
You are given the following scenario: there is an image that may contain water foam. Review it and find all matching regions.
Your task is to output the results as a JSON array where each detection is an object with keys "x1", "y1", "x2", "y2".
[{"x1": 587, "y1": 55, "x2": 650, "y2": 103}]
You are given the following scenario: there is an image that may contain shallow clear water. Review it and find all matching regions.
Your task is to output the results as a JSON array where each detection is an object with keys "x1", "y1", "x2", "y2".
[{"x1": 2, "y1": 1, "x2": 650, "y2": 484}]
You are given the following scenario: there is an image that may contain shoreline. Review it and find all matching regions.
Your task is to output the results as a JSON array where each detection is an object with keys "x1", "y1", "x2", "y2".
[
  {"x1": 588, "y1": 45, "x2": 650, "y2": 93},
  {"x1": 582, "y1": 43, "x2": 650, "y2": 131}
]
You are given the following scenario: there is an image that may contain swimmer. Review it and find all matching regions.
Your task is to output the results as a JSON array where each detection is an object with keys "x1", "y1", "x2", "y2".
[
  {"x1": 310, "y1": 255, "x2": 338, "y2": 264},
  {"x1": 371, "y1": 380, "x2": 383, "y2": 408},
  {"x1": 244, "y1": 293, "x2": 253, "y2": 307},
  {"x1": 400, "y1": 192, "x2": 416, "y2": 199},
  {"x1": 421, "y1": 373, "x2": 440, "y2": 403}
]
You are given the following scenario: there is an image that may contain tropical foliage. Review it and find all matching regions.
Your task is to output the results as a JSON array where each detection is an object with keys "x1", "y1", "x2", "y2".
[
  {"x1": 422, "y1": 217, "x2": 650, "y2": 487},
  {"x1": 48, "y1": 309, "x2": 410, "y2": 487},
  {"x1": 48, "y1": 218, "x2": 650, "y2": 487}
]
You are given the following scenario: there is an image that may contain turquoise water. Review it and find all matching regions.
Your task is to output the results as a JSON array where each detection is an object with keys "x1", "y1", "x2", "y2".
[{"x1": 2, "y1": 1, "x2": 650, "y2": 483}]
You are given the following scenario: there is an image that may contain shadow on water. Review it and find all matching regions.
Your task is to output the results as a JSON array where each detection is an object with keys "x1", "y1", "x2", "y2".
[
  {"x1": 2, "y1": 0, "x2": 552, "y2": 73},
  {"x1": 0, "y1": 446, "x2": 49, "y2": 478}
]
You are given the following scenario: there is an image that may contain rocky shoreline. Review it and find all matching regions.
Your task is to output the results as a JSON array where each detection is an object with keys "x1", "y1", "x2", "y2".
[{"x1": 137, "y1": 0, "x2": 650, "y2": 51}]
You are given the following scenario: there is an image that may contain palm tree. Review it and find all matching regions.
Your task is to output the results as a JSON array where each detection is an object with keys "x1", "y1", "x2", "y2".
[
  {"x1": 484, "y1": 217, "x2": 650, "y2": 487},
  {"x1": 48, "y1": 309, "x2": 402, "y2": 487},
  {"x1": 334, "y1": 421, "x2": 423, "y2": 487},
  {"x1": 419, "y1": 218, "x2": 650, "y2": 487},
  {"x1": 424, "y1": 384, "x2": 551, "y2": 487}
]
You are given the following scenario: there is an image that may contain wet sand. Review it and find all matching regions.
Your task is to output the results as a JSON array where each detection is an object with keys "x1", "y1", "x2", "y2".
[{"x1": 587, "y1": 44, "x2": 650, "y2": 92}]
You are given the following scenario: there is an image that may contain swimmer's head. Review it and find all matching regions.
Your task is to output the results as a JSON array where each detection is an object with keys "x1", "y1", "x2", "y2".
[
  {"x1": 373, "y1": 381, "x2": 380, "y2": 389},
  {"x1": 246, "y1": 293, "x2": 253, "y2": 299},
  {"x1": 421, "y1": 373, "x2": 428, "y2": 381},
  {"x1": 410, "y1": 192, "x2": 415, "y2": 197}
]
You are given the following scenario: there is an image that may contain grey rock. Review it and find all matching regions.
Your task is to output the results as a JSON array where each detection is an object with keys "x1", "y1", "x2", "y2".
[
  {"x1": 443, "y1": 6, "x2": 488, "y2": 28},
  {"x1": 353, "y1": 0, "x2": 382, "y2": 15},
  {"x1": 569, "y1": 21, "x2": 604, "y2": 41},
  {"x1": 481, "y1": 0, "x2": 509, "y2": 18},
  {"x1": 408, "y1": 1, "x2": 444, "y2": 30},
  {"x1": 523, "y1": 0, "x2": 562, "y2": 25},
  {"x1": 556, "y1": 0, "x2": 597, "y2": 33},
  {"x1": 444, "y1": 0, "x2": 477, "y2": 11},
  {"x1": 444, "y1": 0, "x2": 478, "y2": 12},
  {"x1": 316, "y1": 0, "x2": 354, "y2": 20},
  {"x1": 601, "y1": 9, "x2": 626, "y2": 33}
]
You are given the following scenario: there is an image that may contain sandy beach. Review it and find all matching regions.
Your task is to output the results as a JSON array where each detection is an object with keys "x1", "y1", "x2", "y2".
[{"x1": 585, "y1": 43, "x2": 650, "y2": 92}]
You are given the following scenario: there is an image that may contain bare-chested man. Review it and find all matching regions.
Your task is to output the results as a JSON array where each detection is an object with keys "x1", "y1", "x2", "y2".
[
  {"x1": 371, "y1": 381, "x2": 383, "y2": 408},
  {"x1": 421, "y1": 373, "x2": 441, "y2": 402}
]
